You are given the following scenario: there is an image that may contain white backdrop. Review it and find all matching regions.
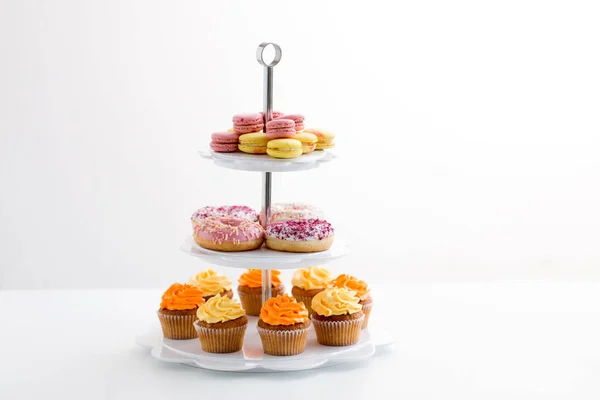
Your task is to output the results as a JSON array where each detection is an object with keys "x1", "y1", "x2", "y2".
[{"x1": 1, "y1": 0, "x2": 599, "y2": 289}]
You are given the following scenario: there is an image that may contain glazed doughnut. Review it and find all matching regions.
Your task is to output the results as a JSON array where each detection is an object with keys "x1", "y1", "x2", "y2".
[
  {"x1": 192, "y1": 206, "x2": 258, "y2": 229},
  {"x1": 260, "y1": 203, "x2": 325, "y2": 226},
  {"x1": 194, "y1": 216, "x2": 264, "y2": 252},
  {"x1": 265, "y1": 219, "x2": 334, "y2": 253}
]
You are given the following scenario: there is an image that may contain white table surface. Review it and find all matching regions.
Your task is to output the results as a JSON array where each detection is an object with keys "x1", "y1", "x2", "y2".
[{"x1": 1, "y1": 283, "x2": 599, "y2": 400}]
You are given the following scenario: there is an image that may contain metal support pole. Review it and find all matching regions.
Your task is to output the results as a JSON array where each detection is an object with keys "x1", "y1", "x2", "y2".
[
  {"x1": 261, "y1": 171, "x2": 272, "y2": 303},
  {"x1": 256, "y1": 42, "x2": 282, "y2": 305}
]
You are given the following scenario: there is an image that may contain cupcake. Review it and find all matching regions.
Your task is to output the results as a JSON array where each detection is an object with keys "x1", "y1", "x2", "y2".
[
  {"x1": 291, "y1": 266, "x2": 333, "y2": 316},
  {"x1": 188, "y1": 269, "x2": 234, "y2": 301},
  {"x1": 329, "y1": 274, "x2": 372, "y2": 329},
  {"x1": 257, "y1": 295, "x2": 310, "y2": 356},
  {"x1": 157, "y1": 283, "x2": 205, "y2": 339},
  {"x1": 193, "y1": 294, "x2": 248, "y2": 353},
  {"x1": 311, "y1": 287, "x2": 364, "y2": 346},
  {"x1": 237, "y1": 269, "x2": 285, "y2": 316}
]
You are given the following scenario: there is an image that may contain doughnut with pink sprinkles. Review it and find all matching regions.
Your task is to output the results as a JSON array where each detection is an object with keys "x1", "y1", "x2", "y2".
[{"x1": 192, "y1": 205, "x2": 258, "y2": 223}]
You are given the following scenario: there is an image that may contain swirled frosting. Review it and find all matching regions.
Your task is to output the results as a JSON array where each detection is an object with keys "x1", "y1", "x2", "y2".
[
  {"x1": 188, "y1": 269, "x2": 232, "y2": 297},
  {"x1": 260, "y1": 295, "x2": 309, "y2": 325},
  {"x1": 238, "y1": 269, "x2": 281, "y2": 288},
  {"x1": 160, "y1": 283, "x2": 205, "y2": 310},
  {"x1": 196, "y1": 294, "x2": 245, "y2": 323},
  {"x1": 311, "y1": 287, "x2": 362, "y2": 316},
  {"x1": 292, "y1": 266, "x2": 332, "y2": 290},
  {"x1": 329, "y1": 274, "x2": 370, "y2": 300},
  {"x1": 265, "y1": 219, "x2": 334, "y2": 241}
]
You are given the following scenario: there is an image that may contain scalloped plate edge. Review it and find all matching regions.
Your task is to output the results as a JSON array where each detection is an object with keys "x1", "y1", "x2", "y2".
[{"x1": 137, "y1": 327, "x2": 391, "y2": 373}]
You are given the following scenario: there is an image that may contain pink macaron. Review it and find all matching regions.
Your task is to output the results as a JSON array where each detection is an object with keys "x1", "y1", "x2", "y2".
[
  {"x1": 233, "y1": 124, "x2": 264, "y2": 134},
  {"x1": 233, "y1": 113, "x2": 263, "y2": 125},
  {"x1": 210, "y1": 132, "x2": 239, "y2": 152},
  {"x1": 276, "y1": 114, "x2": 305, "y2": 131},
  {"x1": 259, "y1": 110, "x2": 284, "y2": 120},
  {"x1": 265, "y1": 119, "x2": 296, "y2": 139},
  {"x1": 232, "y1": 113, "x2": 264, "y2": 134}
]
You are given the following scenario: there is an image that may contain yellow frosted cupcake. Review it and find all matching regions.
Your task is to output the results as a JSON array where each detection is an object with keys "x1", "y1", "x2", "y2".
[
  {"x1": 258, "y1": 295, "x2": 310, "y2": 356},
  {"x1": 311, "y1": 287, "x2": 364, "y2": 346},
  {"x1": 291, "y1": 266, "x2": 333, "y2": 316},
  {"x1": 329, "y1": 274, "x2": 372, "y2": 329},
  {"x1": 193, "y1": 294, "x2": 248, "y2": 353},
  {"x1": 237, "y1": 269, "x2": 285, "y2": 316},
  {"x1": 157, "y1": 283, "x2": 205, "y2": 340},
  {"x1": 188, "y1": 269, "x2": 233, "y2": 301}
]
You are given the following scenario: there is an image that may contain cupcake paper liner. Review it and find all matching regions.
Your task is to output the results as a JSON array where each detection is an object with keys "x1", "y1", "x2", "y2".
[
  {"x1": 361, "y1": 303, "x2": 373, "y2": 329},
  {"x1": 237, "y1": 291, "x2": 262, "y2": 316},
  {"x1": 257, "y1": 326, "x2": 310, "y2": 356},
  {"x1": 311, "y1": 315, "x2": 365, "y2": 346},
  {"x1": 194, "y1": 321, "x2": 247, "y2": 353},
  {"x1": 157, "y1": 311, "x2": 198, "y2": 340},
  {"x1": 292, "y1": 294, "x2": 316, "y2": 317}
]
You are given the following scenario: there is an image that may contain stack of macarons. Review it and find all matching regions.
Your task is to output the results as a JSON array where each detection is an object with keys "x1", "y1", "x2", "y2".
[
  {"x1": 265, "y1": 117, "x2": 304, "y2": 159},
  {"x1": 208, "y1": 111, "x2": 334, "y2": 158}
]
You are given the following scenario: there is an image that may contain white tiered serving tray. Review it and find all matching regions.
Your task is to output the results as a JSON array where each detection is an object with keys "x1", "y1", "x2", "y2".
[
  {"x1": 199, "y1": 149, "x2": 337, "y2": 172},
  {"x1": 136, "y1": 316, "x2": 395, "y2": 372},
  {"x1": 146, "y1": 42, "x2": 389, "y2": 374},
  {"x1": 180, "y1": 235, "x2": 349, "y2": 269}
]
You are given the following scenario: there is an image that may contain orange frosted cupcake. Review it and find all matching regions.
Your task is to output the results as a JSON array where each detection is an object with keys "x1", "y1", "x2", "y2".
[
  {"x1": 194, "y1": 294, "x2": 248, "y2": 353},
  {"x1": 188, "y1": 269, "x2": 233, "y2": 301},
  {"x1": 157, "y1": 283, "x2": 205, "y2": 339},
  {"x1": 291, "y1": 266, "x2": 333, "y2": 316},
  {"x1": 329, "y1": 274, "x2": 372, "y2": 329},
  {"x1": 311, "y1": 287, "x2": 364, "y2": 346},
  {"x1": 237, "y1": 269, "x2": 284, "y2": 316},
  {"x1": 258, "y1": 295, "x2": 310, "y2": 356}
]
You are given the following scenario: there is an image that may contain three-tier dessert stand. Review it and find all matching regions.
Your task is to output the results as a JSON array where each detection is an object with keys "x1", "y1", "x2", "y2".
[{"x1": 136, "y1": 43, "x2": 394, "y2": 372}]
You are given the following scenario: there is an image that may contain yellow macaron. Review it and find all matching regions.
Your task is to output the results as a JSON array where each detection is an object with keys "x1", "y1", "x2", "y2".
[
  {"x1": 293, "y1": 132, "x2": 318, "y2": 154},
  {"x1": 304, "y1": 128, "x2": 335, "y2": 150},
  {"x1": 238, "y1": 131, "x2": 268, "y2": 154},
  {"x1": 266, "y1": 139, "x2": 303, "y2": 159}
]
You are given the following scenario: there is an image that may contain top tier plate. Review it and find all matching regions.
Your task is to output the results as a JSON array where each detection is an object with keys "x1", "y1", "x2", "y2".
[{"x1": 198, "y1": 149, "x2": 337, "y2": 172}]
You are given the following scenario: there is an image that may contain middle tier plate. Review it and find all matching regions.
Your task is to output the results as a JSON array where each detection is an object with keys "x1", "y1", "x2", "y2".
[{"x1": 180, "y1": 235, "x2": 349, "y2": 269}]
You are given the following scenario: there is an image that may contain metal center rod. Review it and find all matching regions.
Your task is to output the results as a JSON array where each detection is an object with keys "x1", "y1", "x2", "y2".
[
  {"x1": 261, "y1": 172, "x2": 272, "y2": 303},
  {"x1": 257, "y1": 42, "x2": 281, "y2": 305},
  {"x1": 263, "y1": 66, "x2": 274, "y2": 123}
]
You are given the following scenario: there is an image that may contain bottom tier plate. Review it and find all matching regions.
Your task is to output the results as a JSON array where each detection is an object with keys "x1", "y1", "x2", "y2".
[{"x1": 136, "y1": 316, "x2": 394, "y2": 372}]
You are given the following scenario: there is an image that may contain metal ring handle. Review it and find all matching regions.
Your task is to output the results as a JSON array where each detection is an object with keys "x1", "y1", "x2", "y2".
[{"x1": 256, "y1": 42, "x2": 282, "y2": 67}]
